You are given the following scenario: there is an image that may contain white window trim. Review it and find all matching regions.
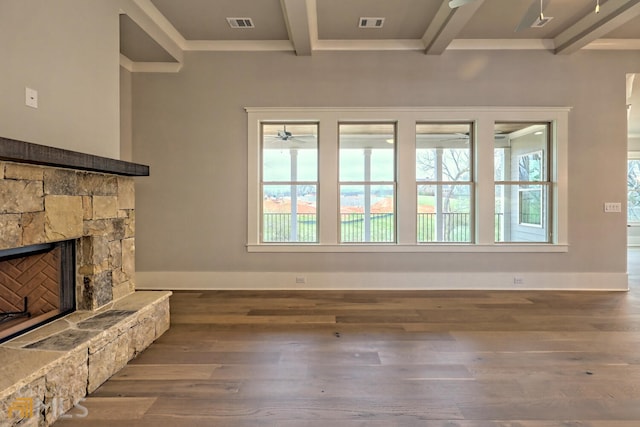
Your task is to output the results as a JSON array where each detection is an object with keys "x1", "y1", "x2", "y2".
[
  {"x1": 627, "y1": 152, "x2": 640, "y2": 225},
  {"x1": 246, "y1": 107, "x2": 570, "y2": 253}
]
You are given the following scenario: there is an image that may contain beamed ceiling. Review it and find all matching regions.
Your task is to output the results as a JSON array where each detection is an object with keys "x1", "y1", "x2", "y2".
[{"x1": 117, "y1": 0, "x2": 640, "y2": 136}]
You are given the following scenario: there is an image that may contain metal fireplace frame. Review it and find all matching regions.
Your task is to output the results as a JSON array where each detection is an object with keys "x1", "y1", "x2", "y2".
[{"x1": 0, "y1": 240, "x2": 76, "y2": 343}]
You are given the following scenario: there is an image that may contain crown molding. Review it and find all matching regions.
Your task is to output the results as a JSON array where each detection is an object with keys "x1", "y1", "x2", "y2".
[
  {"x1": 584, "y1": 38, "x2": 640, "y2": 50},
  {"x1": 130, "y1": 62, "x2": 182, "y2": 73},
  {"x1": 178, "y1": 38, "x2": 640, "y2": 53},
  {"x1": 184, "y1": 40, "x2": 295, "y2": 52},
  {"x1": 120, "y1": 54, "x2": 134, "y2": 72},
  {"x1": 119, "y1": 54, "x2": 182, "y2": 73},
  {"x1": 448, "y1": 39, "x2": 556, "y2": 50},
  {"x1": 314, "y1": 39, "x2": 425, "y2": 51}
]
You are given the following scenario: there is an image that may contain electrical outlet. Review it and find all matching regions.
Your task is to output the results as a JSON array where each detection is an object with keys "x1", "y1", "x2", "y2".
[
  {"x1": 513, "y1": 277, "x2": 524, "y2": 285},
  {"x1": 604, "y1": 202, "x2": 622, "y2": 213},
  {"x1": 295, "y1": 276, "x2": 306, "y2": 284}
]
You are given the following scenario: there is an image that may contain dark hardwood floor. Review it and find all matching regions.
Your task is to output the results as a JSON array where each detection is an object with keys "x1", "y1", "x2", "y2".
[{"x1": 55, "y1": 253, "x2": 640, "y2": 426}]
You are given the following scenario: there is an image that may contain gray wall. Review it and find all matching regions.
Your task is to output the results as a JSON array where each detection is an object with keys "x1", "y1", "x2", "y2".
[
  {"x1": 0, "y1": 0, "x2": 121, "y2": 159},
  {"x1": 120, "y1": 67, "x2": 133, "y2": 162},
  {"x1": 132, "y1": 50, "x2": 640, "y2": 283}
]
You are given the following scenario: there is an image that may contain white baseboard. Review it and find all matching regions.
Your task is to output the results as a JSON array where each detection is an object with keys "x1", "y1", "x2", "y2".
[{"x1": 135, "y1": 271, "x2": 629, "y2": 291}]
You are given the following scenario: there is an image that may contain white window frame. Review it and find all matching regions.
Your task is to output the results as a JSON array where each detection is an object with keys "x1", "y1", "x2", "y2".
[
  {"x1": 260, "y1": 122, "x2": 319, "y2": 243},
  {"x1": 416, "y1": 122, "x2": 475, "y2": 243},
  {"x1": 339, "y1": 122, "x2": 397, "y2": 243},
  {"x1": 246, "y1": 107, "x2": 569, "y2": 253}
]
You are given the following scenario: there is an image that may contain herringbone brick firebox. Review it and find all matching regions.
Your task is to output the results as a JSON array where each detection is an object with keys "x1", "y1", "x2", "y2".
[
  {"x1": 1, "y1": 248, "x2": 61, "y2": 315},
  {"x1": 0, "y1": 241, "x2": 75, "y2": 342}
]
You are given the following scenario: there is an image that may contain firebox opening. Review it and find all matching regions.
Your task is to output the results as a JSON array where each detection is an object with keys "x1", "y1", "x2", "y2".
[{"x1": 0, "y1": 240, "x2": 76, "y2": 343}]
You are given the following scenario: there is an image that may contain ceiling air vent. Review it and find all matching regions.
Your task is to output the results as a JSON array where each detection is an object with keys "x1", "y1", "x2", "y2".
[
  {"x1": 530, "y1": 14, "x2": 553, "y2": 28},
  {"x1": 358, "y1": 17, "x2": 385, "y2": 28},
  {"x1": 226, "y1": 17, "x2": 255, "y2": 29}
]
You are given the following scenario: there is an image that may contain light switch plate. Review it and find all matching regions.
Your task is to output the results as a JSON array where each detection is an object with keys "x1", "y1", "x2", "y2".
[{"x1": 604, "y1": 202, "x2": 622, "y2": 213}]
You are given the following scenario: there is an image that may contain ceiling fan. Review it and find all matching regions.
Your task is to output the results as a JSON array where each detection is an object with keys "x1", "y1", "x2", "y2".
[
  {"x1": 277, "y1": 130, "x2": 293, "y2": 140},
  {"x1": 264, "y1": 126, "x2": 317, "y2": 144},
  {"x1": 449, "y1": 0, "x2": 553, "y2": 31}
]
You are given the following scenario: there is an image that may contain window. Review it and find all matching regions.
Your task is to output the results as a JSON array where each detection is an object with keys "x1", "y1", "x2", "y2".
[
  {"x1": 628, "y1": 156, "x2": 640, "y2": 223},
  {"x1": 339, "y1": 123, "x2": 396, "y2": 243},
  {"x1": 416, "y1": 123, "x2": 473, "y2": 243},
  {"x1": 518, "y1": 151, "x2": 543, "y2": 226},
  {"x1": 261, "y1": 123, "x2": 318, "y2": 242},
  {"x1": 494, "y1": 123, "x2": 551, "y2": 243},
  {"x1": 247, "y1": 107, "x2": 568, "y2": 252}
]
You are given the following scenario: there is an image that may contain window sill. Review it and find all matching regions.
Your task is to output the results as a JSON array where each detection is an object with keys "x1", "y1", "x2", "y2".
[{"x1": 246, "y1": 244, "x2": 569, "y2": 253}]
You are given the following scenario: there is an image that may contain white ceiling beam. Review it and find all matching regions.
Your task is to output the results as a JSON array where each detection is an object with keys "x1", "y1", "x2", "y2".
[
  {"x1": 280, "y1": 0, "x2": 314, "y2": 56},
  {"x1": 121, "y1": 0, "x2": 185, "y2": 63},
  {"x1": 554, "y1": 0, "x2": 640, "y2": 55},
  {"x1": 422, "y1": 0, "x2": 486, "y2": 55}
]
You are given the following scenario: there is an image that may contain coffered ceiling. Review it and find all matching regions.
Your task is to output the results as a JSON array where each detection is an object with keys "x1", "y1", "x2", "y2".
[
  {"x1": 117, "y1": 0, "x2": 640, "y2": 136},
  {"x1": 119, "y1": 0, "x2": 640, "y2": 66}
]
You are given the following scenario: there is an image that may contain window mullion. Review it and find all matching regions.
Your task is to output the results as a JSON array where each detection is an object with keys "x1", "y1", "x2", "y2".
[
  {"x1": 476, "y1": 118, "x2": 495, "y2": 245},
  {"x1": 319, "y1": 119, "x2": 338, "y2": 244},
  {"x1": 397, "y1": 118, "x2": 416, "y2": 245}
]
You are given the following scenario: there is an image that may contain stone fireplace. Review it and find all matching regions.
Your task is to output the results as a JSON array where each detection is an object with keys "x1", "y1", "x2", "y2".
[{"x1": 0, "y1": 137, "x2": 170, "y2": 426}]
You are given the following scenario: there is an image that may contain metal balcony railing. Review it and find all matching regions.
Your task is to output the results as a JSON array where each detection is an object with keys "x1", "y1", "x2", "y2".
[{"x1": 262, "y1": 212, "x2": 504, "y2": 242}]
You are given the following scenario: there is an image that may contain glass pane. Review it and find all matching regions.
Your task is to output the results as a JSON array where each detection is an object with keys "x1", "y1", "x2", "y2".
[
  {"x1": 262, "y1": 123, "x2": 318, "y2": 182},
  {"x1": 416, "y1": 123, "x2": 472, "y2": 182},
  {"x1": 339, "y1": 123, "x2": 395, "y2": 182},
  {"x1": 518, "y1": 152, "x2": 543, "y2": 182},
  {"x1": 628, "y1": 160, "x2": 640, "y2": 222},
  {"x1": 494, "y1": 123, "x2": 551, "y2": 243},
  {"x1": 340, "y1": 184, "x2": 395, "y2": 243},
  {"x1": 494, "y1": 123, "x2": 548, "y2": 182},
  {"x1": 262, "y1": 184, "x2": 317, "y2": 243},
  {"x1": 417, "y1": 184, "x2": 472, "y2": 243},
  {"x1": 494, "y1": 148, "x2": 506, "y2": 181},
  {"x1": 495, "y1": 184, "x2": 549, "y2": 243},
  {"x1": 519, "y1": 187, "x2": 542, "y2": 226}
]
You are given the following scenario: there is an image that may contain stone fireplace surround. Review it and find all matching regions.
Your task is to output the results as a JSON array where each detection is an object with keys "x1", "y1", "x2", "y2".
[{"x1": 0, "y1": 137, "x2": 170, "y2": 426}]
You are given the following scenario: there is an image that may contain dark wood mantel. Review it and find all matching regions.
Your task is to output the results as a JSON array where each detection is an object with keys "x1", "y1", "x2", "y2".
[{"x1": 0, "y1": 136, "x2": 149, "y2": 176}]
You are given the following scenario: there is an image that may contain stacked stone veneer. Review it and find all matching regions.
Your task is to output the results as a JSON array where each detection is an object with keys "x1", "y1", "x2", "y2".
[
  {"x1": 0, "y1": 160, "x2": 170, "y2": 427},
  {"x1": 0, "y1": 161, "x2": 136, "y2": 309}
]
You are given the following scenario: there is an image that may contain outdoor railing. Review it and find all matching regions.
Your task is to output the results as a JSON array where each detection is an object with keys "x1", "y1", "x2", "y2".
[
  {"x1": 263, "y1": 212, "x2": 504, "y2": 242},
  {"x1": 262, "y1": 213, "x2": 317, "y2": 242},
  {"x1": 340, "y1": 213, "x2": 394, "y2": 242}
]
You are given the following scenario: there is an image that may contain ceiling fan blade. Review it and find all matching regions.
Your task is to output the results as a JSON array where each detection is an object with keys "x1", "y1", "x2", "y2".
[
  {"x1": 449, "y1": 0, "x2": 476, "y2": 9},
  {"x1": 515, "y1": 0, "x2": 550, "y2": 32}
]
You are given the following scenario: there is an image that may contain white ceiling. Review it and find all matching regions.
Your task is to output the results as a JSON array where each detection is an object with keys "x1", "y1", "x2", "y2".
[{"x1": 118, "y1": 0, "x2": 640, "y2": 136}]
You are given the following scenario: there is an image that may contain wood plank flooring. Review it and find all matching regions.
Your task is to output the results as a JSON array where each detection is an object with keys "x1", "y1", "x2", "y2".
[{"x1": 55, "y1": 266, "x2": 640, "y2": 425}]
